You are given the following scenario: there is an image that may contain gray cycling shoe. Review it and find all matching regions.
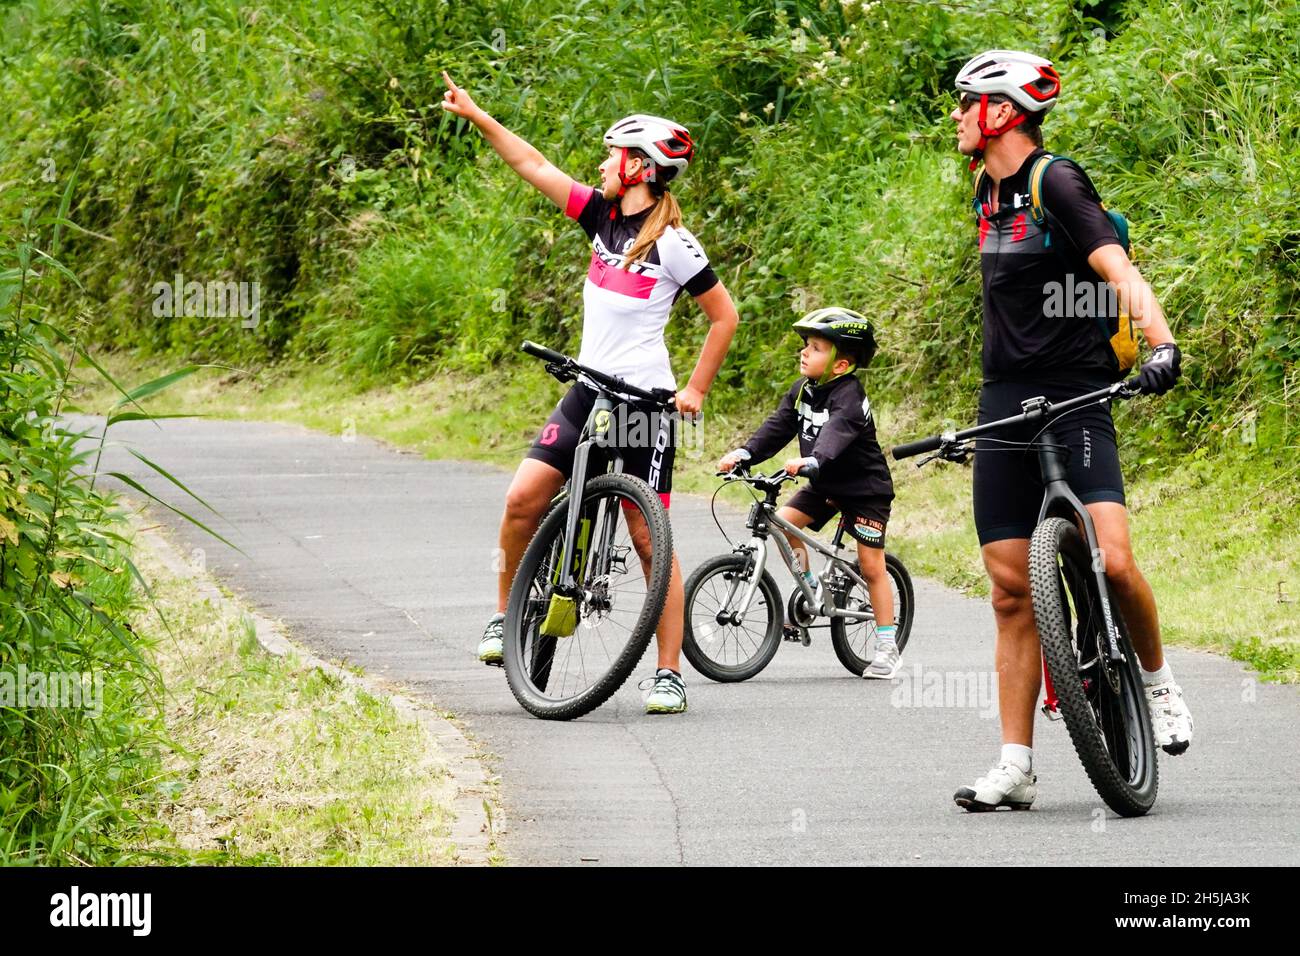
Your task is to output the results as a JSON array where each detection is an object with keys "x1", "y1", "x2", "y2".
[
  {"x1": 862, "y1": 637, "x2": 901, "y2": 679},
  {"x1": 478, "y1": 612, "x2": 505, "y2": 666}
]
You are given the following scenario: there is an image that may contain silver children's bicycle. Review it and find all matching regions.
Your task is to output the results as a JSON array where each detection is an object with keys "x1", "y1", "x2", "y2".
[{"x1": 682, "y1": 463, "x2": 914, "y2": 682}]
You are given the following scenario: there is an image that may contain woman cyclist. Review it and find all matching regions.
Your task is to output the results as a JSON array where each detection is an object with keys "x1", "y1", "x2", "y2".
[{"x1": 441, "y1": 72, "x2": 739, "y2": 715}]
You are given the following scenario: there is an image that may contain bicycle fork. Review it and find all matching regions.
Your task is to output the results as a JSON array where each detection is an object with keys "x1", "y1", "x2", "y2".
[{"x1": 718, "y1": 537, "x2": 769, "y2": 625}]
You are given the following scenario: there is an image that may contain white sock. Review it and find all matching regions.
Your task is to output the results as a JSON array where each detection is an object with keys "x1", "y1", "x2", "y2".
[
  {"x1": 1001, "y1": 743, "x2": 1033, "y2": 774},
  {"x1": 1140, "y1": 661, "x2": 1173, "y2": 686},
  {"x1": 876, "y1": 624, "x2": 897, "y2": 646}
]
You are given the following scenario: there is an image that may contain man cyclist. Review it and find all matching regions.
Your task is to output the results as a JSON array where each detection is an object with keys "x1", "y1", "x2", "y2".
[
  {"x1": 441, "y1": 73, "x2": 739, "y2": 715},
  {"x1": 947, "y1": 50, "x2": 1193, "y2": 810}
]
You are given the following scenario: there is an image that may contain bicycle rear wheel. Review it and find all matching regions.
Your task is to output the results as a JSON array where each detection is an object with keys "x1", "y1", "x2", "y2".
[
  {"x1": 503, "y1": 473, "x2": 672, "y2": 720},
  {"x1": 829, "y1": 552, "x2": 914, "y2": 676},
  {"x1": 1029, "y1": 516, "x2": 1158, "y2": 816}
]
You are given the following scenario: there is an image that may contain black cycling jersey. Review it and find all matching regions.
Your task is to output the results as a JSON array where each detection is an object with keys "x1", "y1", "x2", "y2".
[
  {"x1": 976, "y1": 148, "x2": 1123, "y2": 386},
  {"x1": 741, "y1": 374, "x2": 894, "y2": 501}
]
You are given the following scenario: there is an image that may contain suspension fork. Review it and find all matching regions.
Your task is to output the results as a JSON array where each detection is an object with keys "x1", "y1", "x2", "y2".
[{"x1": 554, "y1": 397, "x2": 621, "y2": 593}]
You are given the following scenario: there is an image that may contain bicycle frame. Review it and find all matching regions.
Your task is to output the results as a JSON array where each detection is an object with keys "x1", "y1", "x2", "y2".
[{"x1": 724, "y1": 496, "x2": 876, "y2": 627}]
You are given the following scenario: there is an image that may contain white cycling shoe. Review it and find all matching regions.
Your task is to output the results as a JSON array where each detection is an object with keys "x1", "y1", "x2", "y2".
[
  {"x1": 954, "y1": 761, "x2": 1037, "y2": 812},
  {"x1": 1146, "y1": 679, "x2": 1193, "y2": 755}
]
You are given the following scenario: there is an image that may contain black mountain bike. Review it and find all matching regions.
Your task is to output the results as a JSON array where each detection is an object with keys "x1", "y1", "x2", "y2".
[
  {"x1": 893, "y1": 379, "x2": 1157, "y2": 816},
  {"x1": 502, "y1": 341, "x2": 676, "y2": 720},
  {"x1": 683, "y1": 464, "x2": 914, "y2": 681}
]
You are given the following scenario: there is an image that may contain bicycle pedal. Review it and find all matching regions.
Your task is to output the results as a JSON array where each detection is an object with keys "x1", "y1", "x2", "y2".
[
  {"x1": 782, "y1": 625, "x2": 803, "y2": 643},
  {"x1": 1040, "y1": 702, "x2": 1062, "y2": 721}
]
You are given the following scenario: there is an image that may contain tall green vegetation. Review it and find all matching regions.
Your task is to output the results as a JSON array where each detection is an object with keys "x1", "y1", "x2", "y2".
[
  {"x1": 0, "y1": 207, "x2": 165, "y2": 863},
  {"x1": 0, "y1": 195, "x2": 226, "y2": 861},
  {"x1": 3, "y1": 0, "x2": 1295, "y2": 459}
]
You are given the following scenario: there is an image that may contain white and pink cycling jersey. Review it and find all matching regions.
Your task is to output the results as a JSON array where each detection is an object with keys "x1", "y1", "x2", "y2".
[{"x1": 563, "y1": 182, "x2": 719, "y2": 391}]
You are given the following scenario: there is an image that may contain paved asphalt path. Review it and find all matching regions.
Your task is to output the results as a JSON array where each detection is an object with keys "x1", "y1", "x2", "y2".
[{"x1": 74, "y1": 415, "x2": 1298, "y2": 866}]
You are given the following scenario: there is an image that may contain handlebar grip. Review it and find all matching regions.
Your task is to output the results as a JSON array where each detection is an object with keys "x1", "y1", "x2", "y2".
[
  {"x1": 521, "y1": 341, "x2": 569, "y2": 365},
  {"x1": 892, "y1": 435, "x2": 943, "y2": 460},
  {"x1": 795, "y1": 460, "x2": 819, "y2": 480}
]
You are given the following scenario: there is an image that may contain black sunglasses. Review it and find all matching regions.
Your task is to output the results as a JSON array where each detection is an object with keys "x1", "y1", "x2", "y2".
[{"x1": 956, "y1": 92, "x2": 1010, "y2": 113}]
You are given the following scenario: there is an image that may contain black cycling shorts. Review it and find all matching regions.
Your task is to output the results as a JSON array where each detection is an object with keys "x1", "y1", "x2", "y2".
[
  {"x1": 973, "y1": 379, "x2": 1125, "y2": 546},
  {"x1": 784, "y1": 487, "x2": 892, "y2": 549},
  {"x1": 526, "y1": 381, "x2": 677, "y2": 507}
]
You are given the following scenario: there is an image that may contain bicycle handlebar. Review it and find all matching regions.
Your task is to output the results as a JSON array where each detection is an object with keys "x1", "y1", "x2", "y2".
[
  {"x1": 891, "y1": 434, "x2": 944, "y2": 460},
  {"x1": 521, "y1": 340, "x2": 677, "y2": 407},
  {"x1": 891, "y1": 379, "x2": 1142, "y2": 462},
  {"x1": 521, "y1": 340, "x2": 568, "y2": 365},
  {"x1": 714, "y1": 462, "x2": 814, "y2": 488}
]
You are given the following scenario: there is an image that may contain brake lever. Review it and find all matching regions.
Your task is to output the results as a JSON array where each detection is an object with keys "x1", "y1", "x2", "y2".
[
  {"x1": 544, "y1": 360, "x2": 574, "y2": 381},
  {"x1": 942, "y1": 440, "x2": 973, "y2": 464},
  {"x1": 917, "y1": 439, "x2": 971, "y2": 468}
]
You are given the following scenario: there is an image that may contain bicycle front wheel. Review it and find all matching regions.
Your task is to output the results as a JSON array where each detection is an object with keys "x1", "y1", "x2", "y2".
[
  {"x1": 682, "y1": 554, "x2": 782, "y2": 682},
  {"x1": 503, "y1": 473, "x2": 672, "y2": 720},
  {"x1": 1029, "y1": 516, "x2": 1158, "y2": 817},
  {"x1": 829, "y1": 552, "x2": 914, "y2": 676}
]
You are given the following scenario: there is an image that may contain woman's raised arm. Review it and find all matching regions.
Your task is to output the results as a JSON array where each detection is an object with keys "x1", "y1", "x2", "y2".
[{"x1": 441, "y1": 71, "x2": 575, "y2": 210}]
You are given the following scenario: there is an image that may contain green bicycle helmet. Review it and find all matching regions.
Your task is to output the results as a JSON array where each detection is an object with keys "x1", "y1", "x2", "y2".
[{"x1": 793, "y1": 307, "x2": 878, "y2": 384}]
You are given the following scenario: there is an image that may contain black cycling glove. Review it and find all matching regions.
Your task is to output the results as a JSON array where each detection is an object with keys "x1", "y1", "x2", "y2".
[{"x1": 1137, "y1": 343, "x2": 1182, "y2": 395}]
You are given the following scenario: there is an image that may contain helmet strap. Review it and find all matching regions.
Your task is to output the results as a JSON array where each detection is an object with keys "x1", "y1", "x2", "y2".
[
  {"x1": 815, "y1": 344, "x2": 856, "y2": 386},
  {"x1": 968, "y1": 94, "x2": 1027, "y2": 171},
  {"x1": 611, "y1": 147, "x2": 652, "y2": 219}
]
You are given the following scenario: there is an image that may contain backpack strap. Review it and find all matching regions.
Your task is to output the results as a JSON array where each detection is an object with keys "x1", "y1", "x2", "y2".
[
  {"x1": 971, "y1": 166, "x2": 988, "y2": 220},
  {"x1": 1027, "y1": 153, "x2": 1059, "y2": 228},
  {"x1": 1028, "y1": 152, "x2": 1130, "y2": 254}
]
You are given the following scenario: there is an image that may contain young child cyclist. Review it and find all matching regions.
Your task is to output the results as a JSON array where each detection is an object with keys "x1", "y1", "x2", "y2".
[{"x1": 717, "y1": 309, "x2": 900, "y2": 678}]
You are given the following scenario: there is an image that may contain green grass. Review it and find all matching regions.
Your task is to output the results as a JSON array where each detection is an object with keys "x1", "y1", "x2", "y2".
[{"x1": 123, "y1": 526, "x2": 472, "y2": 865}]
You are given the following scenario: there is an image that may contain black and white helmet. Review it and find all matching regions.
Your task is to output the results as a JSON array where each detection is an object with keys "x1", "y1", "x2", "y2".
[
  {"x1": 603, "y1": 114, "x2": 694, "y2": 182},
  {"x1": 793, "y1": 307, "x2": 878, "y2": 370},
  {"x1": 955, "y1": 50, "x2": 1061, "y2": 113}
]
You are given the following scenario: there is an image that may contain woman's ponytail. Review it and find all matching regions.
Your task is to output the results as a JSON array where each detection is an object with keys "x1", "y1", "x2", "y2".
[{"x1": 621, "y1": 180, "x2": 682, "y2": 270}]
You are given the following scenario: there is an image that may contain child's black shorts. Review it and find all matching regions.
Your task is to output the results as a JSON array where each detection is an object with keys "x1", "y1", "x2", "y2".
[{"x1": 784, "y1": 488, "x2": 892, "y2": 549}]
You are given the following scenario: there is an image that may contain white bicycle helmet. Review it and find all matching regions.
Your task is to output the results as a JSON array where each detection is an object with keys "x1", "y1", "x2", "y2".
[
  {"x1": 955, "y1": 50, "x2": 1061, "y2": 169},
  {"x1": 603, "y1": 114, "x2": 694, "y2": 186},
  {"x1": 955, "y1": 50, "x2": 1060, "y2": 113}
]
